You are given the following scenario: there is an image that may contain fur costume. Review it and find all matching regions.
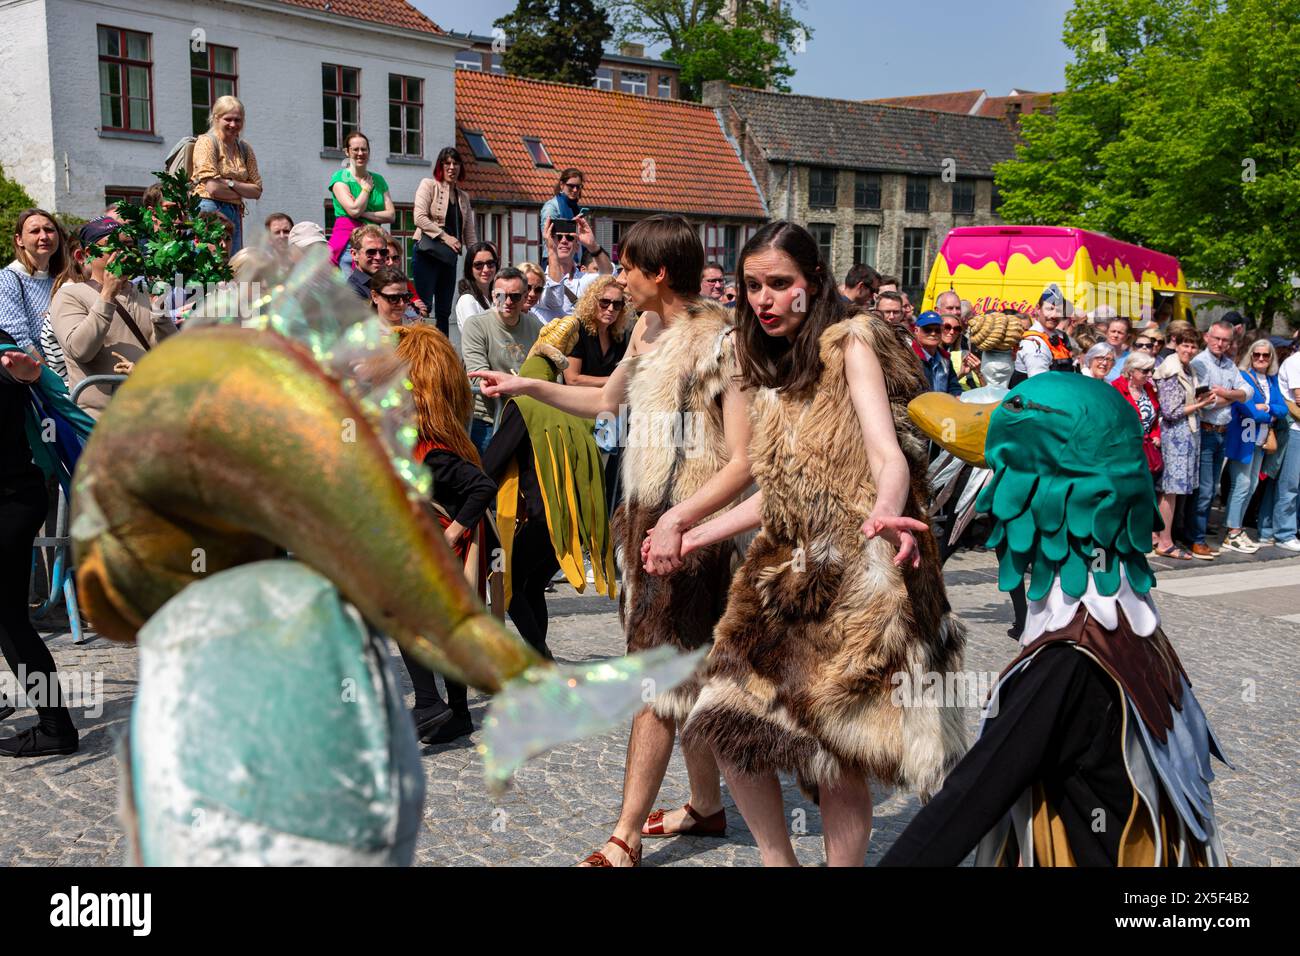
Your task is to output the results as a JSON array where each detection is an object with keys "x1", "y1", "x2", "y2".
[
  {"x1": 614, "y1": 299, "x2": 743, "y2": 721},
  {"x1": 682, "y1": 315, "x2": 968, "y2": 798}
]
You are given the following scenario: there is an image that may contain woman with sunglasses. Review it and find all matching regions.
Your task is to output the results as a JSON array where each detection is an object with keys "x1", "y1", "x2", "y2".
[
  {"x1": 454, "y1": 242, "x2": 499, "y2": 350},
  {"x1": 1222, "y1": 339, "x2": 1287, "y2": 553},
  {"x1": 519, "y1": 262, "x2": 546, "y2": 315},
  {"x1": 563, "y1": 275, "x2": 631, "y2": 388},
  {"x1": 368, "y1": 267, "x2": 417, "y2": 332},
  {"x1": 540, "y1": 168, "x2": 586, "y2": 268},
  {"x1": 939, "y1": 317, "x2": 982, "y2": 390}
]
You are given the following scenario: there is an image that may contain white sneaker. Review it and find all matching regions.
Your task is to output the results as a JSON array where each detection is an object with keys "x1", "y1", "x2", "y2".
[
  {"x1": 1276, "y1": 538, "x2": 1300, "y2": 553},
  {"x1": 1222, "y1": 531, "x2": 1259, "y2": 554},
  {"x1": 1257, "y1": 537, "x2": 1275, "y2": 547}
]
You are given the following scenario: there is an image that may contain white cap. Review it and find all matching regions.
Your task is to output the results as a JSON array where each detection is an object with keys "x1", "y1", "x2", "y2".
[{"x1": 288, "y1": 221, "x2": 328, "y2": 249}]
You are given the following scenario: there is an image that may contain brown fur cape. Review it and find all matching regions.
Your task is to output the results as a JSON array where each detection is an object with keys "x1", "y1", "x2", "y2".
[
  {"x1": 682, "y1": 314, "x2": 968, "y2": 798},
  {"x1": 613, "y1": 299, "x2": 743, "y2": 721}
]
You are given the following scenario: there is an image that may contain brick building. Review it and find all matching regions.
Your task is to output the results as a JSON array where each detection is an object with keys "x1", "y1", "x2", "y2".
[
  {"x1": 704, "y1": 82, "x2": 1019, "y2": 303},
  {"x1": 454, "y1": 70, "x2": 767, "y2": 271},
  {"x1": 451, "y1": 36, "x2": 681, "y2": 100}
]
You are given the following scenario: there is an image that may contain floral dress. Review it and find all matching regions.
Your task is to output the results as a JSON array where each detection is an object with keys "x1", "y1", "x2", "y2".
[{"x1": 1156, "y1": 371, "x2": 1199, "y2": 494}]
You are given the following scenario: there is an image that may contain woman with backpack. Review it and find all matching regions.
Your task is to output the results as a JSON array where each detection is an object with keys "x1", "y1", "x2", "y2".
[{"x1": 191, "y1": 95, "x2": 262, "y2": 255}]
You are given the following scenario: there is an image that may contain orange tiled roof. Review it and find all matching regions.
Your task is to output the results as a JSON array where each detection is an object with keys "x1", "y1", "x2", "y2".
[
  {"x1": 869, "y1": 89, "x2": 986, "y2": 114},
  {"x1": 455, "y1": 71, "x2": 767, "y2": 219},
  {"x1": 276, "y1": 0, "x2": 444, "y2": 35}
]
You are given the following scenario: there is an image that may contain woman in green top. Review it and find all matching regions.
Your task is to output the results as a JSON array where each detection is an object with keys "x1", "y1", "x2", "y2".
[{"x1": 327, "y1": 131, "x2": 395, "y2": 266}]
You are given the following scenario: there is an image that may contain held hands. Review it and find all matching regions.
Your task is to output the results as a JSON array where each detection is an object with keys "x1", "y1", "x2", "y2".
[
  {"x1": 861, "y1": 512, "x2": 930, "y2": 569},
  {"x1": 0, "y1": 349, "x2": 42, "y2": 384},
  {"x1": 468, "y1": 369, "x2": 527, "y2": 398},
  {"x1": 641, "y1": 519, "x2": 685, "y2": 576}
]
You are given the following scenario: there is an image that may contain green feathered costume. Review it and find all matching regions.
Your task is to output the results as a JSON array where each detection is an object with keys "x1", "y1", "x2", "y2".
[
  {"x1": 886, "y1": 373, "x2": 1229, "y2": 867},
  {"x1": 492, "y1": 319, "x2": 617, "y2": 605}
]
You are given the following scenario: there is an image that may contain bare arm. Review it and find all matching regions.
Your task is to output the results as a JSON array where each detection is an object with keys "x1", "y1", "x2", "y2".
[
  {"x1": 362, "y1": 190, "x2": 395, "y2": 225},
  {"x1": 472, "y1": 359, "x2": 630, "y2": 418},
  {"x1": 680, "y1": 491, "x2": 763, "y2": 556},
  {"x1": 331, "y1": 180, "x2": 370, "y2": 219},
  {"x1": 644, "y1": 383, "x2": 753, "y2": 574},
  {"x1": 845, "y1": 337, "x2": 929, "y2": 567}
]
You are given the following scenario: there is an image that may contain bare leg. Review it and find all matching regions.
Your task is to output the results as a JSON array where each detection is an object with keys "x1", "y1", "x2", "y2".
[
  {"x1": 579, "y1": 706, "x2": 675, "y2": 866},
  {"x1": 646, "y1": 733, "x2": 724, "y2": 834},
  {"x1": 720, "y1": 759, "x2": 798, "y2": 867},
  {"x1": 819, "y1": 772, "x2": 874, "y2": 866},
  {"x1": 1156, "y1": 492, "x2": 1177, "y2": 551}
]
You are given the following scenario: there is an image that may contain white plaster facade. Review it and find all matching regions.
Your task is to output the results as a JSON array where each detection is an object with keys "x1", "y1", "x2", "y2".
[{"x1": 0, "y1": 0, "x2": 460, "y2": 244}]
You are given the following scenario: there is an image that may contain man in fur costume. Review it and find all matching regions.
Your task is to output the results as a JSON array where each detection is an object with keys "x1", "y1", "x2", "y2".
[
  {"x1": 883, "y1": 374, "x2": 1230, "y2": 866},
  {"x1": 474, "y1": 215, "x2": 754, "y2": 867},
  {"x1": 663, "y1": 221, "x2": 967, "y2": 867}
]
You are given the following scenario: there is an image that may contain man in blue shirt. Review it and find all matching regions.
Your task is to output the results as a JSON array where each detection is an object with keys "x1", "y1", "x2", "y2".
[
  {"x1": 912, "y1": 310, "x2": 962, "y2": 396},
  {"x1": 1186, "y1": 320, "x2": 1254, "y2": 558}
]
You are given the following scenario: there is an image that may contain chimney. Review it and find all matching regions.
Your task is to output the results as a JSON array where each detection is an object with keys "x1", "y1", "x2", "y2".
[
  {"x1": 620, "y1": 42, "x2": 645, "y2": 58},
  {"x1": 702, "y1": 80, "x2": 730, "y2": 108}
]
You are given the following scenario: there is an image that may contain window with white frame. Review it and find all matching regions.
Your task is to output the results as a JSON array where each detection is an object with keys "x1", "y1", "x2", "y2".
[{"x1": 619, "y1": 71, "x2": 647, "y2": 95}]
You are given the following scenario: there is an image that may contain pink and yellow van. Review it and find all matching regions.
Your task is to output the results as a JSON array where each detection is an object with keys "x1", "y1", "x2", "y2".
[{"x1": 922, "y1": 226, "x2": 1193, "y2": 320}]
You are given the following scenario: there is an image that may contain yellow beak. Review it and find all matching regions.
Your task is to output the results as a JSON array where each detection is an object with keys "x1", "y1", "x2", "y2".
[{"x1": 907, "y1": 393, "x2": 997, "y2": 468}]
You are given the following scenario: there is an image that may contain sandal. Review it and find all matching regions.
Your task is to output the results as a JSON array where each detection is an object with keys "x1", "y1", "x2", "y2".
[
  {"x1": 580, "y1": 835, "x2": 641, "y2": 867},
  {"x1": 1155, "y1": 544, "x2": 1193, "y2": 560},
  {"x1": 643, "y1": 802, "x2": 727, "y2": 838}
]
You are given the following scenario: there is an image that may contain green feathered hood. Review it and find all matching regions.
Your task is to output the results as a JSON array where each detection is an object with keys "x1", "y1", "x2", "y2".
[{"x1": 976, "y1": 373, "x2": 1161, "y2": 600}]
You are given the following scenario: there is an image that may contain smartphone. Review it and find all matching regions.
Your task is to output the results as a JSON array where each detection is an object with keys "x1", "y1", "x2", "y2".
[
  {"x1": 551, "y1": 218, "x2": 577, "y2": 236},
  {"x1": 1194, "y1": 385, "x2": 1211, "y2": 397},
  {"x1": 578, "y1": 207, "x2": 592, "y2": 219}
]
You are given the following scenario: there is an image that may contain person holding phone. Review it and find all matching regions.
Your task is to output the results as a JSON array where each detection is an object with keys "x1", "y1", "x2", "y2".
[
  {"x1": 460, "y1": 267, "x2": 543, "y2": 454},
  {"x1": 534, "y1": 216, "x2": 612, "y2": 323}
]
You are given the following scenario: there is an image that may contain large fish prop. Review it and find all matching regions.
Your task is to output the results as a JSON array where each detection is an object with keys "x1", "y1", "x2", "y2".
[{"x1": 71, "y1": 258, "x2": 701, "y2": 791}]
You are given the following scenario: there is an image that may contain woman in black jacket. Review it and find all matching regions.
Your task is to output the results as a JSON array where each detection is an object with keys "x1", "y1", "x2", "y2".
[{"x1": 0, "y1": 331, "x2": 78, "y2": 756}]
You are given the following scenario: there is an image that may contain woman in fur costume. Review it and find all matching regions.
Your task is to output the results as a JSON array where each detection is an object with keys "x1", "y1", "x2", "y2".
[
  {"x1": 474, "y1": 215, "x2": 753, "y2": 867},
  {"x1": 656, "y1": 222, "x2": 968, "y2": 866}
]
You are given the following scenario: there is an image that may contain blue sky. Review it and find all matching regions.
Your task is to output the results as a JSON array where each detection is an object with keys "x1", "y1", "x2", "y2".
[{"x1": 414, "y1": 0, "x2": 1077, "y2": 99}]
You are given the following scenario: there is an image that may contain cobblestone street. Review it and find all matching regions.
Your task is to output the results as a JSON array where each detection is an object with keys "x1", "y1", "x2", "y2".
[{"x1": 3, "y1": 546, "x2": 1297, "y2": 867}]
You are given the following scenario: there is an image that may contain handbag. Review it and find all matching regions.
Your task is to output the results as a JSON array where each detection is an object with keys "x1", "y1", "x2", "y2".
[
  {"x1": 0, "y1": 344, "x2": 95, "y2": 497},
  {"x1": 417, "y1": 233, "x2": 458, "y2": 265},
  {"x1": 1143, "y1": 435, "x2": 1164, "y2": 475}
]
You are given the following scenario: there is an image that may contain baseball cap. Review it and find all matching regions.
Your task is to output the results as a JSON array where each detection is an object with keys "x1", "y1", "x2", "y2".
[
  {"x1": 288, "y1": 221, "x2": 328, "y2": 249},
  {"x1": 78, "y1": 217, "x2": 124, "y2": 245},
  {"x1": 914, "y1": 310, "x2": 943, "y2": 328}
]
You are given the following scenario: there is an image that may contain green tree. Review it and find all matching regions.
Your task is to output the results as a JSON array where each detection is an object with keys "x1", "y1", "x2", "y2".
[
  {"x1": 602, "y1": 0, "x2": 811, "y2": 100},
  {"x1": 996, "y1": 0, "x2": 1300, "y2": 324},
  {"x1": 0, "y1": 165, "x2": 39, "y2": 246},
  {"x1": 495, "y1": 0, "x2": 613, "y2": 87}
]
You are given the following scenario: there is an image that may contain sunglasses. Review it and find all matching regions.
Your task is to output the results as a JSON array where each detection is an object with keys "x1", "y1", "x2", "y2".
[
  {"x1": 919, "y1": 325, "x2": 941, "y2": 334},
  {"x1": 473, "y1": 259, "x2": 498, "y2": 270},
  {"x1": 941, "y1": 324, "x2": 961, "y2": 332},
  {"x1": 554, "y1": 233, "x2": 576, "y2": 242},
  {"x1": 702, "y1": 276, "x2": 725, "y2": 285},
  {"x1": 495, "y1": 291, "x2": 525, "y2": 303},
  {"x1": 563, "y1": 182, "x2": 583, "y2": 190},
  {"x1": 1134, "y1": 341, "x2": 1155, "y2": 350},
  {"x1": 1252, "y1": 351, "x2": 1271, "y2": 359},
  {"x1": 376, "y1": 291, "x2": 412, "y2": 304},
  {"x1": 362, "y1": 248, "x2": 388, "y2": 258},
  {"x1": 598, "y1": 298, "x2": 625, "y2": 311}
]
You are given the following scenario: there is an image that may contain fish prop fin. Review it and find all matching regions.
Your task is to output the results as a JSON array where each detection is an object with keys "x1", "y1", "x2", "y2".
[{"x1": 480, "y1": 646, "x2": 707, "y2": 793}]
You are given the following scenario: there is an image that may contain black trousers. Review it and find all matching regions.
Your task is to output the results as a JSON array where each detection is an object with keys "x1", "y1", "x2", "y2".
[
  {"x1": 0, "y1": 474, "x2": 74, "y2": 734},
  {"x1": 412, "y1": 249, "x2": 459, "y2": 338},
  {"x1": 508, "y1": 520, "x2": 560, "y2": 659},
  {"x1": 398, "y1": 645, "x2": 468, "y2": 715}
]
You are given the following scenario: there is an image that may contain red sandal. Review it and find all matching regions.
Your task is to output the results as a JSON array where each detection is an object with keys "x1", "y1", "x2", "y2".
[
  {"x1": 580, "y1": 835, "x2": 641, "y2": 867},
  {"x1": 642, "y1": 802, "x2": 727, "y2": 838}
]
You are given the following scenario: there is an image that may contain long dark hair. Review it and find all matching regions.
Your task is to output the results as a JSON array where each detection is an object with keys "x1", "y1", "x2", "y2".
[
  {"x1": 458, "y1": 241, "x2": 498, "y2": 309},
  {"x1": 734, "y1": 220, "x2": 853, "y2": 398}
]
